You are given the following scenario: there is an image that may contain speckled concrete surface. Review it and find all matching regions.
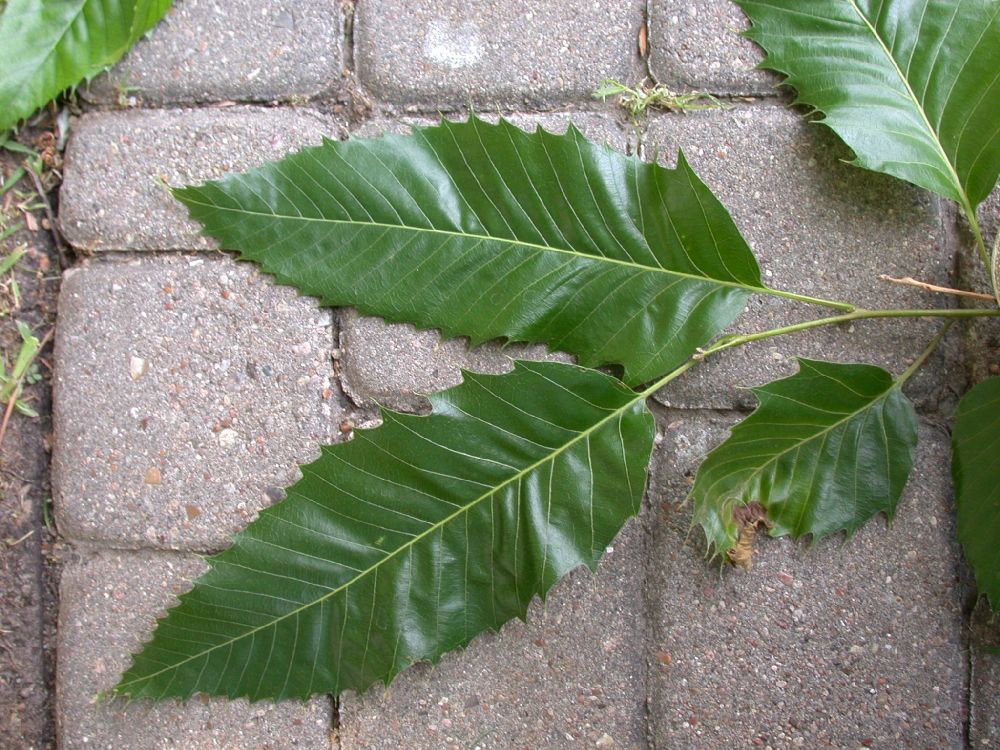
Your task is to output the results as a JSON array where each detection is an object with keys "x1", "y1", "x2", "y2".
[
  {"x1": 59, "y1": 107, "x2": 344, "y2": 252},
  {"x1": 339, "y1": 521, "x2": 647, "y2": 750},
  {"x1": 645, "y1": 104, "x2": 962, "y2": 413},
  {"x1": 53, "y1": 256, "x2": 339, "y2": 550},
  {"x1": 339, "y1": 309, "x2": 572, "y2": 413},
  {"x1": 57, "y1": 550, "x2": 334, "y2": 749},
  {"x1": 648, "y1": 0, "x2": 779, "y2": 94},
  {"x1": 355, "y1": 0, "x2": 646, "y2": 110},
  {"x1": 645, "y1": 413, "x2": 966, "y2": 749},
  {"x1": 83, "y1": 0, "x2": 343, "y2": 106}
]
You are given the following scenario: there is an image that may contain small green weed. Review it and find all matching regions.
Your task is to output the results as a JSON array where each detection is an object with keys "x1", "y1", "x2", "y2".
[{"x1": 593, "y1": 78, "x2": 729, "y2": 119}]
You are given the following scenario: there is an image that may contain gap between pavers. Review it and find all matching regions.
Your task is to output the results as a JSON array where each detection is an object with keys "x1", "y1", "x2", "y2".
[
  {"x1": 644, "y1": 412, "x2": 967, "y2": 749},
  {"x1": 53, "y1": 255, "x2": 342, "y2": 551},
  {"x1": 970, "y1": 599, "x2": 1000, "y2": 748},
  {"x1": 643, "y1": 102, "x2": 962, "y2": 412},
  {"x1": 647, "y1": 0, "x2": 781, "y2": 95},
  {"x1": 82, "y1": 0, "x2": 344, "y2": 107},
  {"x1": 59, "y1": 106, "x2": 346, "y2": 252},
  {"x1": 354, "y1": 0, "x2": 645, "y2": 111},
  {"x1": 57, "y1": 548, "x2": 335, "y2": 750}
]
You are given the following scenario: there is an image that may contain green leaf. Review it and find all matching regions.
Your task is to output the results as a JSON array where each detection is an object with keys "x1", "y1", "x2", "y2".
[
  {"x1": 115, "y1": 361, "x2": 655, "y2": 701},
  {"x1": 691, "y1": 358, "x2": 918, "y2": 557},
  {"x1": 737, "y1": 0, "x2": 1000, "y2": 211},
  {"x1": 174, "y1": 115, "x2": 762, "y2": 386},
  {"x1": 0, "y1": 0, "x2": 173, "y2": 132},
  {"x1": 952, "y1": 376, "x2": 1000, "y2": 607}
]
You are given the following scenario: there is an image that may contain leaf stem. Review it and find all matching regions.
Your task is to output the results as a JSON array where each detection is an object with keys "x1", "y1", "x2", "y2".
[
  {"x1": 699, "y1": 306, "x2": 1000, "y2": 360},
  {"x1": 894, "y1": 320, "x2": 953, "y2": 387},
  {"x1": 757, "y1": 285, "x2": 857, "y2": 311},
  {"x1": 962, "y1": 198, "x2": 991, "y2": 272},
  {"x1": 638, "y1": 306, "x2": 996, "y2": 396}
]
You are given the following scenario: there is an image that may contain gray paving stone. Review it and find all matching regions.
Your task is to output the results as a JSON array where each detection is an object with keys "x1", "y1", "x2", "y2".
[
  {"x1": 644, "y1": 104, "x2": 961, "y2": 412},
  {"x1": 340, "y1": 113, "x2": 625, "y2": 412},
  {"x1": 645, "y1": 413, "x2": 966, "y2": 749},
  {"x1": 58, "y1": 549, "x2": 333, "y2": 750},
  {"x1": 648, "y1": 0, "x2": 780, "y2": 95},
  {"x1": 59, "y1": 107, "x2": 343, "y2": 252},
  {"x1": 83, "y1": 0, "x2": 342, "y2": 106},
  {"x1": 339, "y1": 310, "x2": 572, "y2": 413},
  {"x1": 354, "y1": 0, "x2": 645, "y2": 110},
  {"x1": 339, "y1": 520, "x2": 647, "y2": 750},
  {"x1": 52, "y1": 256, "x2": 339, "y2": 550},
  {"x1": 970, "y1": 600, "x2": 1000, "y2": 748}
]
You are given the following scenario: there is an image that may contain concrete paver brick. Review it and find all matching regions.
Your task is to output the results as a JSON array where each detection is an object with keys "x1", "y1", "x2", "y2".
[
  {"x1": 57, "y1": 549, "x2": 333, "y2": 749},
  {"x1": 59, "y1": 107, "x2": 343, "y2": 252},
  {"x1": 355, "y1": 0, "x2": 645, "y2": 110},
  {"x1": 340, "y1": 113, "x2": 625, "y2": 411},
  {"x1": 339, "y1": 521, "x2": 647, "y2": 750},
  {"x1": 645, "y1": 104, "x2": 960, "y2": 411},
  {"x1": 645, "y1": 413, "x2": 966, "y2": 749},
  {"x1": 648, "y1": 0, "x2": 779, "y2": 94},
  {"x1": 83, "y1": 0, "x2": 342, "y2": 106},
  {"x1": 339, "y1": 310, "x2": 571, "y2": 413},
  {"x1": 53, "y1": 256, "x2": 339, "y2": 551}
]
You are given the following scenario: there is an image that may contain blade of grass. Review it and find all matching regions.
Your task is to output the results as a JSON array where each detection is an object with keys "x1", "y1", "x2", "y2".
[
  {"x1": 1, "y1": 167, "x2": 25, "y2": 196},
  {"x1": 0, "y1": 245, "x2": 25, "y2": 274}
]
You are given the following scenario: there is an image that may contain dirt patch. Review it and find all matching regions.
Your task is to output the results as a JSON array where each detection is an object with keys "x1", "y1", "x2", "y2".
[{"x1": 0, "y1": 127, "x2": 65, "y2": 750}]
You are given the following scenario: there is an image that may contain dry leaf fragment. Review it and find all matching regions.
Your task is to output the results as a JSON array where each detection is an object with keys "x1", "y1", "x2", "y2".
[
  {"x1": 637, "y1": 22, "x2": 648, "y2": 58},
  {"x1": 727, "y1": 502, "x2": 773, "y2": 570}
]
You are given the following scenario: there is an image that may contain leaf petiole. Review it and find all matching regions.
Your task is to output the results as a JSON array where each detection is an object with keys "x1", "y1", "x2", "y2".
[
  {"x1": 757, "y1": 285, "x2": 856, "y2": 312},
  {"x1": 697, "y1": 306, "x2": 1000, "y2": 362},
  {"x1": 893, "y1": 320, "x2": 953, "y2": 387}
]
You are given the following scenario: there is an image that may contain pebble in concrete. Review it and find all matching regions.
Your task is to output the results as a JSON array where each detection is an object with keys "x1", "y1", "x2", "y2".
[
  {"x1": 53, "y1": 256, "x2": 339, "y2": 551},
  {"x1": 59, "y1": 107, "x2": 342, "y2": 252},
  {"x1": 645, "y1": 104, "x2": 959, "y2": 411},
  {"x1": 339, "y1": 113, "x2": 624, "y2": 411},
  {"x1": 648, "y1": 0, "x2": 779, "y2": 95},
  {"x1": 84, "y1": 0, "x2": 342, "y2": 106},
  {"x1": 339, "y1": 521, "x2": 647, "y2": 750},
  {"x1": 58, "y1": 550, "x2": 333, "y2": 750},
  {"x1": 645, "y1": 413, "x2": 966, "y2": 749},
  {"x1": 355, "y1": 0, "x2": 645, "y2": 110}
]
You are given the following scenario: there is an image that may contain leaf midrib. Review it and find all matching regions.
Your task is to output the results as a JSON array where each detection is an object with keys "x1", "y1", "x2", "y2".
[
  {"x1": 845, "y1": 0, "x2": 968, "y2": 206},
  {"x1": 178, "y1": 193, "x2": 765, "y2": 296},
  {"x1": 700, "y1": 376, "x2": 897, "y2": 510},
  {"x1": 117, "y1": 372, "x2": 645, "y2": 694}
]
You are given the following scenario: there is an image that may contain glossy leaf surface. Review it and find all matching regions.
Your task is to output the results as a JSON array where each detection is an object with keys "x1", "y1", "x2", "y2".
[
  {"x1": 115, "y1": 361, "x2": 654, "y2": 701},
  {"x1": 952, "y1": 376, "x2": 1000, "y2": 606},
  {"x1": 691, "y1": 359, "x2": 918, "y2": 556},
  {"x1": 737, "y1": 0, "x2": 1000, "y2": 210},
  {"x1": 174, "y1": 115, "x2": 762, "y2": 386},
  {"x1": 0, "y1": 0, "x2": 172, "y2": 132}
]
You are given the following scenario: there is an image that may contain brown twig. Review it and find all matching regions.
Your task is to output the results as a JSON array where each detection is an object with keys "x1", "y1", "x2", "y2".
[
  {"x1": 878, "y1": 274, "x2": 995, "y2": 302},
  {"x1": 25, "y1": 166, "x2": 69, "y2": 270},
  {"x1": 0, "y1": 327, "x2": 53, "y2": 448}
]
